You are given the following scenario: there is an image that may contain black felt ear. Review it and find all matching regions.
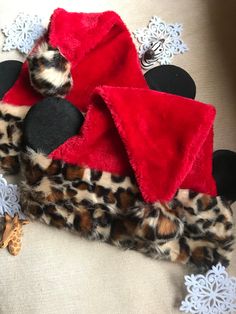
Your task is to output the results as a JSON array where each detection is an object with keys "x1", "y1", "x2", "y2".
[
  {"x1": 144, "y1": 65, "x2": 196, "y2": 99},
  {"x1": 0, "y1": 60, "x2": 23, "y2": 100},
  {"x1": 213, "y1": 150, "x2": 236, "y2": 203},
  {"x1": 23, "y1": 97, "x2": 84, "y2": 155}
]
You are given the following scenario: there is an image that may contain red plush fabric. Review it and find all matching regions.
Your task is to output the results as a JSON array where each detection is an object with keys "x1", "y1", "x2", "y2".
[
  {"x1": 3, "y1": 9, "x2": 146, "y2": 109},
  {"x1": 2, "y1": 8, "x2": 217, "y2": 202},
  {"x1": 97, "y1": 87, "x2": 216, "y2": 201},
  {"x1": 55, "y1": 86, "x2": 216, "y2": 202}
]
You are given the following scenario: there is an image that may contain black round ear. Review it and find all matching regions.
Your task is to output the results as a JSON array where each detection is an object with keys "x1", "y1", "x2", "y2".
[
  {"x1": 0, "y1": 60, "x2": 23, "y2": 100},
  {"x1": 23, "y1": 97, "x2": 84, "y2": 155},
  {"x1": 144, "y1": 65, "x2": 196, "y2": 99},
  {"x1": 213, "y1": 150, "x2": 236, "y2": 203}
]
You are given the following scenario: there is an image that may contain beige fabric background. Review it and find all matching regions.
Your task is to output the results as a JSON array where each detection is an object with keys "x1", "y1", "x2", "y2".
[{"x1": 0, "y1": 1, "x2": 235, "y2": 313}]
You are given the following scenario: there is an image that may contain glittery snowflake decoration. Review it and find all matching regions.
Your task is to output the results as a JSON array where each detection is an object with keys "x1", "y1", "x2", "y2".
[
  {"x1": 180, "y1": 263, "x2": 236, "y2": 314},
  {"x1": 133, "y1": 16, "x2": 188, "y2": 69},
  {"x1": 0, "y1": 174, "x2": 25, "y2": 219},
  {"x1": 2, "y1": 13, "x2": 45, "y2": 54}
]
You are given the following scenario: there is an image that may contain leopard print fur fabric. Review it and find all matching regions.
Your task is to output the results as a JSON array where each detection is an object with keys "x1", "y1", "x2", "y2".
[
  {"x1": 20, "y1": 149, "x2": 234, "y2": 271},
  {"x1": 28, "y1": 42, "x2": 73, "y2": 97},
  {"x1": 0, "y1": 103, "x2": 29, "y2": 174}
]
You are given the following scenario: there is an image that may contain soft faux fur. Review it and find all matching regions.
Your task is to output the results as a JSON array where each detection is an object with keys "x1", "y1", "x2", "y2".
[
  {"x1": 28, "y1": 42, "x2": 73, "y2": 97},
  {"x1": 20, "y1": 149, "x2": 234, "y2": 271},
  {"x1": 0, "y1": 103, "x2": 29, "y2": 173},
  {"x1": 0, "y1": 8, "x2": 234, "y2": 270},
  {"x1": 2, "y1": 8, "x2": 216, "y2": 201},
  {"x1": 0, "y1": 104, "x2": 231, "y2": 270}
]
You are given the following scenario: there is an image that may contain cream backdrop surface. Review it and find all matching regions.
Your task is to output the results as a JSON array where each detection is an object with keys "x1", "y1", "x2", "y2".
[{"x1": 0, "y1": 1, "x2": 235, "y2": 313}]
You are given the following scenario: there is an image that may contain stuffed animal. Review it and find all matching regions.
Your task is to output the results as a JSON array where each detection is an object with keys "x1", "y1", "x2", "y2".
[{"x1": 0, "y1": 8, "x2": 235, "y2": 270}]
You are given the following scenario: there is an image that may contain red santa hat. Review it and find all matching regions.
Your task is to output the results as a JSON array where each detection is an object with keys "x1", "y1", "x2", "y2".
[{"x1": 2, "y1": 8, "x2": 216, "y2": 202}]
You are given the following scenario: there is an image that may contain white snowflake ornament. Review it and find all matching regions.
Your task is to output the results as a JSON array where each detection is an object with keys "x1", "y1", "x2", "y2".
[
  {"x1": 2, "y1": 13, "x2": 45, "y2": 54},
  {"x1": 180, "y1": 263, "x2": 236, "y2": 314},
  {"x1": 0, "y1": 174, "x2": 25, "y2": 219},
  {"x1": 133, "y1": 16, "x2": 188, "y2": 69}
]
